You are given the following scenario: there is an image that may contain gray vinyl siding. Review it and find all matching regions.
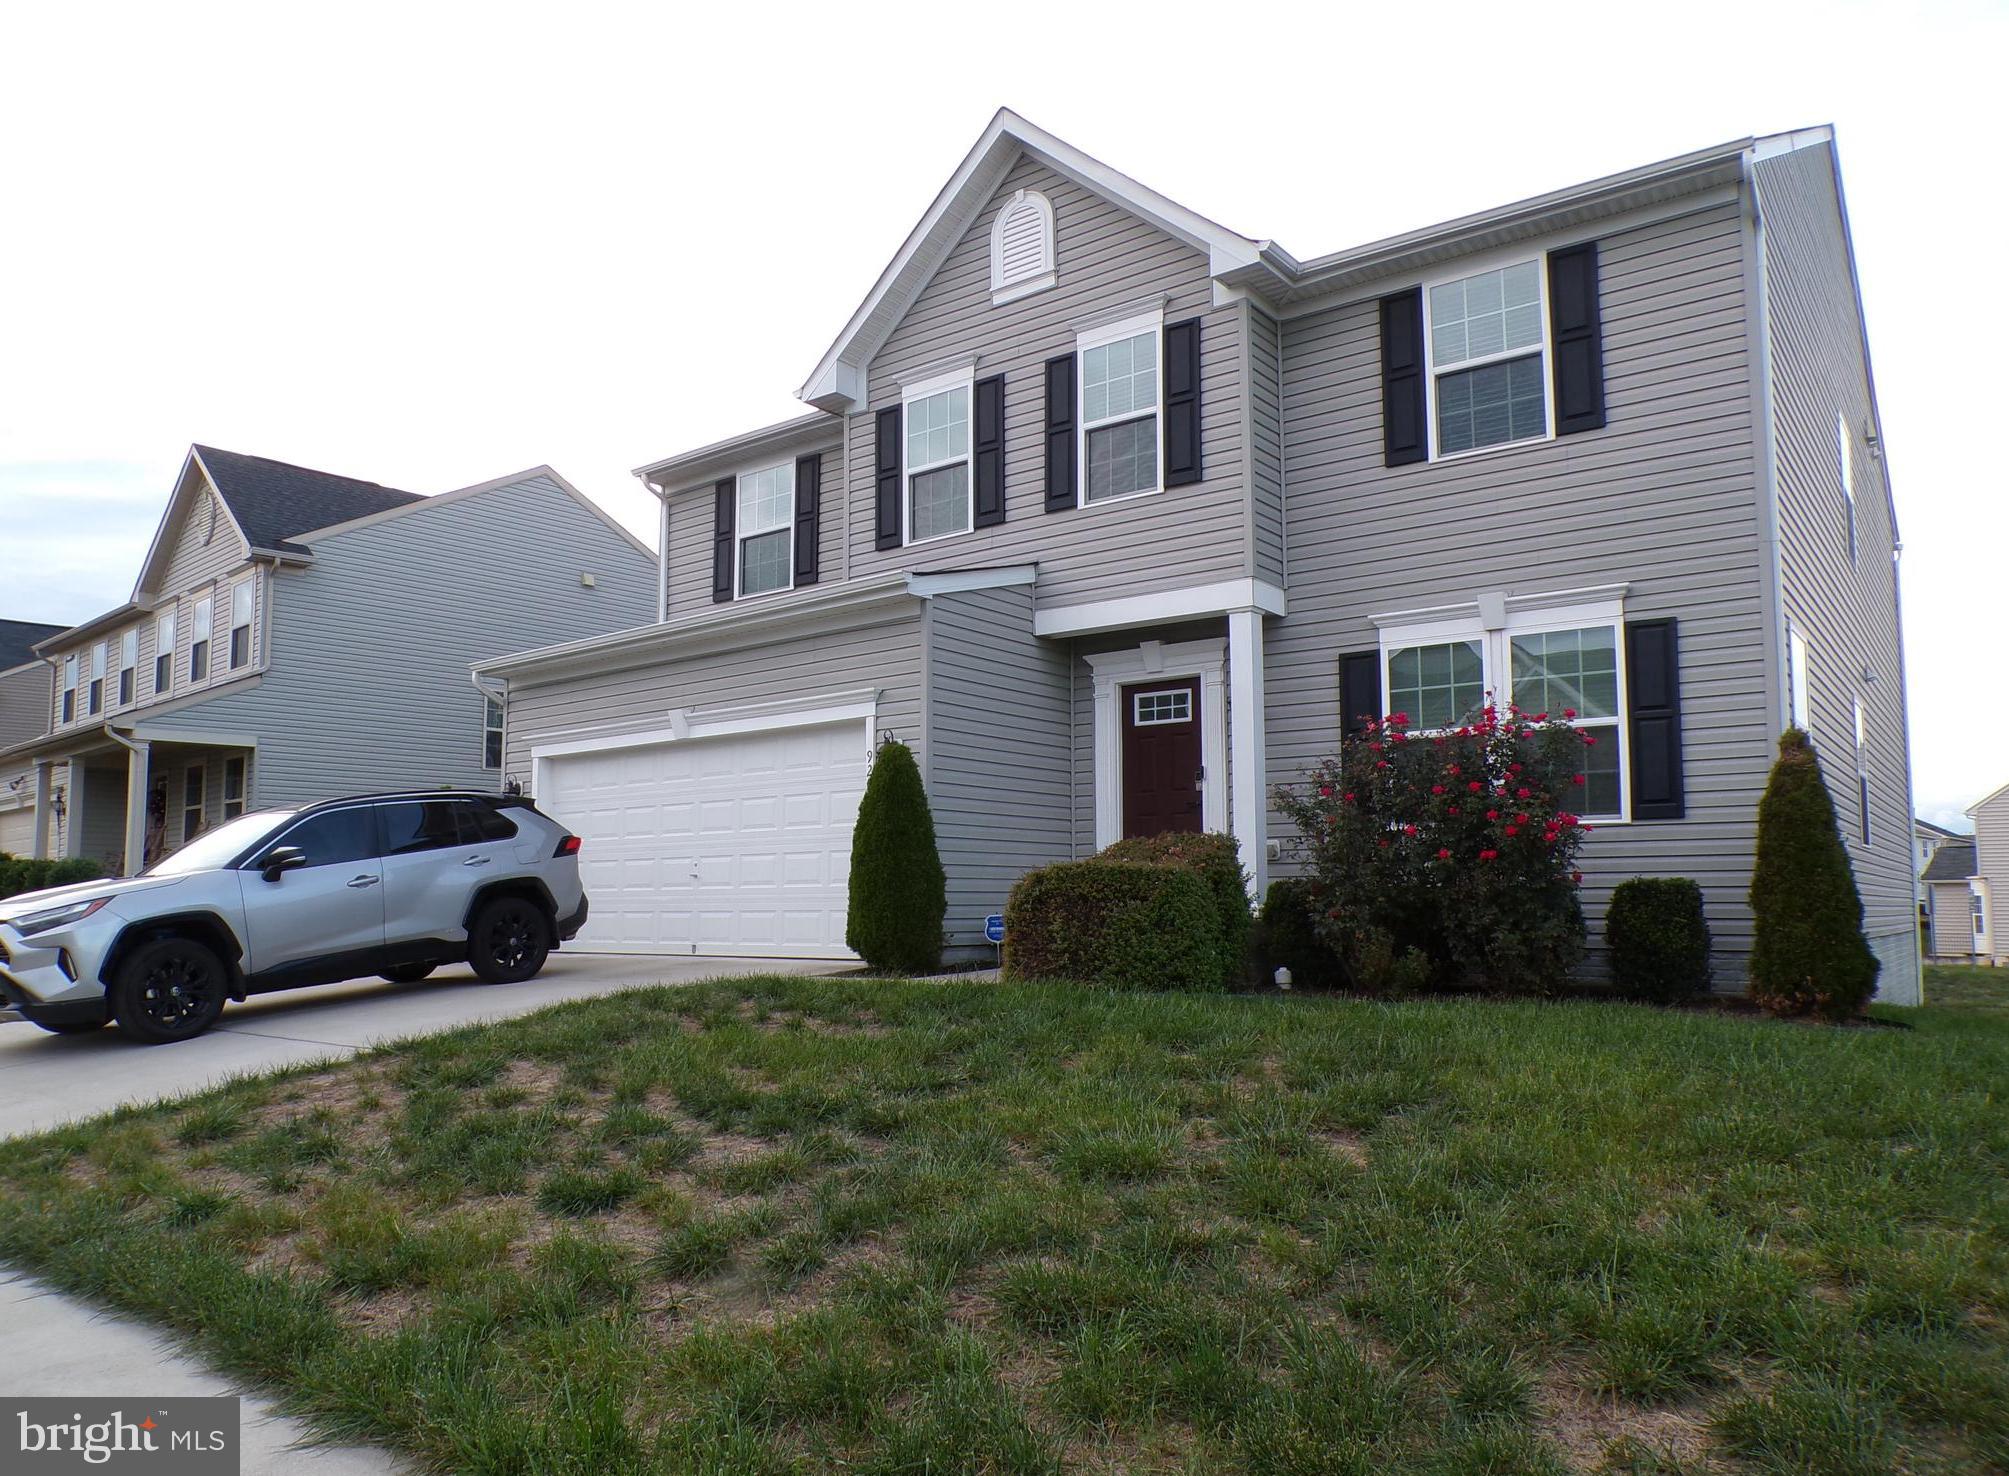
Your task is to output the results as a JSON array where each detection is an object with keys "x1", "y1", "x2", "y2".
[
  {"x1": 1755, "y1": 142, "x2": 1917, "y2": 995},
  {"x1": 1925, "y1": 879, "x2": 1974, "y2": 958},
  {"x1": 0, "y1": 663, "x2": 51, "y2": 749},
  {"x1": 143, "y1": 474, "x2": 656, "y2": 807},
  {"x1": 1248, "y1": 306, "x2": 1286, "y2": 584},
  {"x1": 76, "y1": 764, "x2": 127, "y2": 868},
  {"x1": 924, "y1": 585, "x2": 1073, "y2": 950},
  {"x1": 1268, "y1": 197, "x2": 1774, "y2": 980},
  {"x1": 158, "y1": 476, "x2": 252, "y2": 595},
  {"x1": 1973, "y1": 791, "x2": 2009, "y2": 962},
  {"x1": 499, "y1": 608, "x2": 926, "y2": 793},
  {"x1": 661, "y1": 442, "x2": 846, "y2": 620},
  {"x1": 849, "y1": 154, "x2": 1249, "y2": 609}
]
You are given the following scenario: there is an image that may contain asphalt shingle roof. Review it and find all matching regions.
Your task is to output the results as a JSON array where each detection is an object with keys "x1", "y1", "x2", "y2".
[
  {"x1": 0, "y1": 619, "x2": 65, "y2": 672},
  {"x1": 1923, "y1": 840, "x2": 1977, "y2": 883},
  {"x1": 192, "y1": 445, "x2": 423, "y2": 555}
]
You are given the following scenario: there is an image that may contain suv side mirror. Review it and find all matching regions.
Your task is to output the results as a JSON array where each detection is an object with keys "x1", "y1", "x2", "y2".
[{"x1": 259, "y1": 846, "x2": 307, "y2": 882}]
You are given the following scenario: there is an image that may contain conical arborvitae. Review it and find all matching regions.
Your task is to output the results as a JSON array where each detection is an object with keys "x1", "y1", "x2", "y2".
[
  {"x1": 1747, "y1": 728, "x2": 1879, "y2": 1019},
  {"x1": 845, "y1": 739, "x2": 946, "y2": 975}
]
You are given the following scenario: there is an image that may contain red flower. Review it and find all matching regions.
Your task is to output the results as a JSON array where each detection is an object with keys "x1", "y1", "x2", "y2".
[
  {"x1": 1318, "y1": 785, "x2": 1333, "y2": 798},
  {"x1": 1582, "y1": 733, "x2": 1597, "y2": 747},
  {"x1": 1479, "y1": 849, "x2": 1499, "y2": 861},
  {"x1": 1468, "y1": 781, "x2": 1484, "y2": 793},
  {"x1": 1377, "y1": 838, "x2": 1390, "y2": 848},
  {"x1": 1343, "y1": 792, "x2": 1357, "y2": 803},
  {"x1": 1368, "y1": 741, "x2": 1383, "y2": 752},
  {"x1": 1516, "y1": 787, "x2": 1532, "y2": 799},
  {"x1": 1402, "y1": 823, "x2": 1419, "y2": 837},
  {"x1": 1431, "y1": 785, "x2": 1445, "y2": 795},
  {"x1": 1436, "y1": 848, "x2": 1452, "y2": 860},
  {"x1": 1571, "y1": 774, "x2": 1585, "y2": 786},
  {"x1": 1447, "y1": 764, "x2": 1462, "y2": 776},
  {"x1": 1516, "y1": 813, "x2": 1529, "y2": 823},
  {"x1": 1485, "y1": 809, "x2": 1499, "y2": 821},
  {"x1": 1504, "y1": 826, "x2": 1519, "y2": 837},
  {"x1": 1563, "y1": 708, "x2": 1577, "y2": 720},
  {"x1": 1446, "y1": 805, "x2": 1459, "y2": 815},
  {"x1": 1376, "y1": 761, "x2": 1390, "y2": 770},
  {"x1": 1571, "y1": 870, "x2": 1583, "y2": 884},
  {"x1": 1535, "y1": 713, "x2": 1548, "y2": 723}
]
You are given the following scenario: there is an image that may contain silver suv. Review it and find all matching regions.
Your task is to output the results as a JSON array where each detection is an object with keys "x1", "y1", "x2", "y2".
[{"x1": 0, "y1": 792, "x2": 587, "y2": 1044}]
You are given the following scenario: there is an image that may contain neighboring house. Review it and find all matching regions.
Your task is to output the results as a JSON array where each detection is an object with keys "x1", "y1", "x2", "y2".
[
  {"x1": 1921, "y1": 838, "x2": 1979, "y2": 961},
  {"x1": 3, "y1": 446, "x2": 655, "y2": 875},
  {"x1": 1967, "y1": 782, "x2": 2009, "y2": 965},
  {"x1": 0, "y1": 620, "x2": 68, "y2": 856},
  {"x1": 1915, "y1": 816, "x2": 1964, "y2": 878},
  {"x1": 477, "y1": 111, "x2": 1920, "y2": 1002}
]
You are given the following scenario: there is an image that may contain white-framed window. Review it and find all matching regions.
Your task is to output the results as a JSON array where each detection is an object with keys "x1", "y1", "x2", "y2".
[
  {"x1": 1854, "y1": 696, "x2": 1871, "y2": 845},
  {"x1": 1078, "y1": 310, "x2": 1162, "y2": 504},
  {"x1": 181, "y1": 762, "x2": 207, "y2": 843},
  {"x1": 1837, "y1": 412, "x2": 1858, "y2": 565},
  {"x1": 483, "y1": 698, "x2": 504, "y2": 770},
  {"x1": 1131, "y1": 688, "x2": 1193, "y2": 726},
  {"x1": 117, "y1": 629, "x2": 137, "y2": 706},
  {"x1": 1976, "y1": 892, "x2": 1988, "y2": 938},
  {"x1": 1787, "y1": 623, "x2": 1809, "y2": 729},
  {"x1": 228, "y1": 577, "x2": 254, "y2": 669},
  {"x1": 734, "y1": 462, "x2": 795, "y2": 597},
  {"x1": 153, "y1": 611, "x2": 175, "y2": 695},
  {"x1": 903, "y1": 369, "x2": 973, "y2": 544},
  {"x1": 1377, "y1": 594, "x2": 1629, "y2": 820},
  {"x1": 60, "y1": 653, "x2": 77, "y2": 724},
  {"x1": 87, "y1": 641, "x2": 106, "y2": 716},
  {"x1": 1425, "y1": 257, "x2": 1551, "y2": 458},
  {"x1": 989, "y1": 188, "x2": 1056, "y2": 305},
  {"x1": 190, "y1": 595, "x2": 213, "y2": 682},
  {"x1": 221, "y1": 755, "x2": 247, "y2": 821}
]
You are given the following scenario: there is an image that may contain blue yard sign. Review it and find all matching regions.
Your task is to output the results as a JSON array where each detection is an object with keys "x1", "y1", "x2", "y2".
[{"x1": 984, "y1": 914, "x2": 1005, "y2": 945}]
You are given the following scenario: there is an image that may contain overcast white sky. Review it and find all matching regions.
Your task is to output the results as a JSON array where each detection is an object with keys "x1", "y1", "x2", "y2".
[{"x1": 1, "y1": 0, "x2": 2001, "y2": 824}]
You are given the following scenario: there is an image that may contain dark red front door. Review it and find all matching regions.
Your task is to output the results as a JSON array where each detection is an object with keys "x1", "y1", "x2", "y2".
[{"x1": 1121, "y1": 678, "x2": 1203, "y2": 838}]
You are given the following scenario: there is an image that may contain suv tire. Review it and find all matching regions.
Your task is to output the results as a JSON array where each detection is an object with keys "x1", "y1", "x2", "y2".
[
  {"x1": 110, "y1": 936, "x2": 229, "y2": 1044},
  {"x1": 380, "y1": 964, "x2": 437, "y2": 985},
  {"x1": 467, "y1": 897, "x2": 550, "y2": 985}
]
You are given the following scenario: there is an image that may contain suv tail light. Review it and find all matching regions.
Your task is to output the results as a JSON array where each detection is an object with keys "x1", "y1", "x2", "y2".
[{"x1": 554, "y1": 835, "x2": 582, "y2": 858}]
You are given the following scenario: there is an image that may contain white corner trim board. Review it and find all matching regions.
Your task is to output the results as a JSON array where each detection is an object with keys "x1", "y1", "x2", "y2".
[
  {"x1": 1084, "y1": 639, "x2": 1227, "y2": 850},
  {"x1": 1034, "y1": 578, "x2": 1287, "y2": 639}
]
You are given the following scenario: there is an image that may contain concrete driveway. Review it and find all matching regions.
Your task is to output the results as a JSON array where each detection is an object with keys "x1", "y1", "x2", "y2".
[{"x1": 0, "y1": 951, "x2": 835, "y2": 1473}]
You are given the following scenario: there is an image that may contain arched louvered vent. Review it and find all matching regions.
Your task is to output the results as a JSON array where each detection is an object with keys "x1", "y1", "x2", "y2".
[{"x1": 989, "y1": 188, "x2": 1055, "y2": 304}]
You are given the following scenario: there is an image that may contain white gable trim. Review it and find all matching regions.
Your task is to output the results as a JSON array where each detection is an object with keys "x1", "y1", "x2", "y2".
[{"x1": 131, "y1": 449, "x2": 255, "y2": 599}]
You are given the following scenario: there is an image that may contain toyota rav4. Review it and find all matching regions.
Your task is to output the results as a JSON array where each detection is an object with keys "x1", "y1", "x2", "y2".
[{"x1": 0, "y1": 791, "x2": 587, "y2": 1043}]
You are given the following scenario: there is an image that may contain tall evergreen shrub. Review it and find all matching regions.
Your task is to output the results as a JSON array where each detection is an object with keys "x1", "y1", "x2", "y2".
[{"x1": 844, "y1": 739, "x2": 946, "y2": 974}]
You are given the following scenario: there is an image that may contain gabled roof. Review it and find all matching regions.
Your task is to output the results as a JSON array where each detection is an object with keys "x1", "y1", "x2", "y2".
[
  {"x1": 1915, "y1": 817, "x2": 1964, "y2": 840},
  {"x1": 0, "y1": 620, "x2": 65, "y2": 674},
  {"x1": 1971, "y1": 781, "x2": 2009, "y2": 818},
  {"x1": 1923, "y1": 840, "x2": 1978, "y2": 883},
  {"x1": 192, "y1": 445, "x2": 422, "y2": 556}
]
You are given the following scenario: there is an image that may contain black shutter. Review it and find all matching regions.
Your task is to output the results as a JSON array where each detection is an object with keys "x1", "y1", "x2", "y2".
[
  {"x1": 1379, "y1": 289, "x2": 1427, "y2": 467},
  {"x1": 1340, "y1": 649, "x2": 1383, "y2": 739},
  {"x1": 1163, "y1": 316, "x2": 1204, "y2": 486},
  {"x1": 1548, "y1": 241, "x2": 1606, "y2": 435},
  {"x1": 1626, "y1": 617, "x2": 1684, "y2": 820},
  {"x1": 973, "y1": 374, "x2": 1006, "y2": 528},
  {"x1": 793, "y1": 452, "x2": 821, "y2": 585},
  {"x1": 711, "y1": 477, "x2": 735, "y2": 603},
  {"x1": 1044, "y1": 353, "x2": 1077, "y2": 512},
  {"x1": 874, "y1": 406, "x2": 902, "y2": 550}
]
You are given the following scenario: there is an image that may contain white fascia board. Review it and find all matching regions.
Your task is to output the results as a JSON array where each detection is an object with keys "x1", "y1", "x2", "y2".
[
  {"x1": 633, "y1": 412, "x2": 843, "y2": 493},
  {"x1": 1033, "y1": 578, "x2": 1286, "y2": 639},
  {"x1": 123, "y1": 726, "x2": 260, "y2": 750},
  {"x1": 905, "y1": 565, "x2": 1038, "y2": 598}
]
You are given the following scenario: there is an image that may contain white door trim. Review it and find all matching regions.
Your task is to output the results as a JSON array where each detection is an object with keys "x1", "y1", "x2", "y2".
[{"x1": 1084, "y1": 639, "x2": 1227, "y2": 849}]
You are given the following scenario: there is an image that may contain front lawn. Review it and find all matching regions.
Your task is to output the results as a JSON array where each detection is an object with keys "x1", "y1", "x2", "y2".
[{"x1": 1, "y1": 976, "x2": 2004, "y2": 1474}]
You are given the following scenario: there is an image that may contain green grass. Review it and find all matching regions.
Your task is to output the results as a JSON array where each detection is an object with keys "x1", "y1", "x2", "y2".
[{"x1": 1, "y1": 969, "x2": 2004, "y2": 1473}]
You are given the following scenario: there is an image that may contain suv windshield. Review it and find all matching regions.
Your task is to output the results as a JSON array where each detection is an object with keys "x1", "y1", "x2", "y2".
[{"x1": 143, "y1": 810, "x2": 297, "y2": 876}]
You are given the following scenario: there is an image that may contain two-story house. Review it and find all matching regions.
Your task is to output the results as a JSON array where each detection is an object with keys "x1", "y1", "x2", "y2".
[
  {"x1": 0, "y1": 620, "x2": 68, "y2": 855},
  {"x1": 4, "y1": 445, "x2": 655, "y2": 874},
  {"x1": 477, "y1": 111, "x2": 1920, "y2": 1003}
]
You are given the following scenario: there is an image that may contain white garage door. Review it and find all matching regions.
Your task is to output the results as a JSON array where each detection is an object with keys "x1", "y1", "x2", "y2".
[
  {"x1": 539, "y1": 720, "x2": 868, "y2": 957},
  {"x1": 0, "y1": 806, "x2": 34, "y2": 858}
]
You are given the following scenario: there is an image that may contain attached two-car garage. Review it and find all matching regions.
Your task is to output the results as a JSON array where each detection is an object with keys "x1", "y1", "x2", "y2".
[{"x1": 536, "y1": 716, "x2": 870, "y2": 958}]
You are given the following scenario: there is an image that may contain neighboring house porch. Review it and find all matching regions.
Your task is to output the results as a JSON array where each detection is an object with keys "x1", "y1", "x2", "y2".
[{"x1": 8, "y1": 723, "x2": 255, "y2": 873}]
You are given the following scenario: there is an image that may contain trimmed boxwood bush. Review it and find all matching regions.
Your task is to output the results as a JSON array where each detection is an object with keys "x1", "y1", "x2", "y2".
[
  {"x1": 0, "y1": 855, "x2": 105, "y2": 902},
  {"x1": 1002, "y1": 860, "x2": 1222, "y2": 991},
  {"x1": 1257, "y1": 877, "x2": 1344, "y2": 990},
  {"x1": 1748, "y1": 727, "x2": 1879, "y2": 1019},
  {"x1": 1606, "y1": 877, "x2": 1712, "y2": 1004},
  {"x1": 844, "y1": 740, "x2": 946, "y2": 975},
  {"x1": 1097, "y1": 831, "x2": 1249, "y2": 987}
]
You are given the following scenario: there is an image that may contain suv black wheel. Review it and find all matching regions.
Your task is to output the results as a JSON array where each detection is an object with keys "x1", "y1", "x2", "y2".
[
  {"x1": 467, "y1": 897, "x2": 550, "y2": 984},
  {"x1": 109, "y1": 936, "x2": 229, "y2": 1044},
  {"x1": 380, "y1": 963, "x2": 437, "y2": 985}
]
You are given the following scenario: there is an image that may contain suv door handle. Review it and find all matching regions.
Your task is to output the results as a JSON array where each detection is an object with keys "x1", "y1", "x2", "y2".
[
  {"x1": 347, "y1": 874, "x2": 381, "y2": 889},
  {"x1": 463, "y1": 856, "x2": 491, "y2": 867}
]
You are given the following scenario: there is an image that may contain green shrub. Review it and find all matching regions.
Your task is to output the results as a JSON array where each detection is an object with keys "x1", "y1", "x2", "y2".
[
  {"x1": 844, "y1": 739, "x2": 945, "y2": 975},
  {"x1": 0, "y1": 854, "x2": 106, "y2": 901},
  {"x1": 1098, "y1": 831, "x2": 1249, "y2": 987},
  {"x1": 1748, "y1": 728, "x2": 1878, "y2": 1019},
  {"x1": 1257, "y1": 878, "x2": 1344, "y2": 990},
  {"x1": 1605, "y1": 877, "x2": 1712, "y2": 1004},
  {"x1": 1002, "y1": 860, "x2": 1222, "y2": 991}
]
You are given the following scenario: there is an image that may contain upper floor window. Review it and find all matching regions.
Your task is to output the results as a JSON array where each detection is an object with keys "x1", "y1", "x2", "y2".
[
  {"x1": 903, "y1": 373, "x2": 972, "y2": 543},
  {"x1": 153, "y1": 612, "x2": 175, "y2": 695},
  {"x1": 117, "y1": 630, "x2": 137, "y2": 706},
  {"x1": 1837, "y1": 412, "x2": 1858, "y2": 564},
  {"x1": 190, "y1": 595, "x2": 213, "y2": 682},
  {"x1": 736, "y1": 463, "x2": 794, "y2": 597},
  {"x1": 87, "y1": 641, "x2": 106, "y2": 716},
  {"x1": 60, "y1": 654, "x2": 77, "y2": 724},
  {"x1": 228, "y1": 577, "x2": 254, "y2": 669},
  {"x1": 1079, "y1": 312, "x2": 1162, "y2": 503},
  {"x1": 1427, "y1": 260, "x2": 1549, "y2": 456},
  {"x1": 989, "y1": 188, "x2": 1056, "y2": 305},
  {"x1": 1787, "y1": 623, "x2": 1810, "y2": 729},
  {"x1": 483, "y1": 698, "x2": 504, "y2": 769}
]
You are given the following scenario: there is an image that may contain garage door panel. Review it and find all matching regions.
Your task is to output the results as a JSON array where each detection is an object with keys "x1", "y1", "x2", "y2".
[{"x1": 542, "y1": 719, "x2": 867, "y2": 958}]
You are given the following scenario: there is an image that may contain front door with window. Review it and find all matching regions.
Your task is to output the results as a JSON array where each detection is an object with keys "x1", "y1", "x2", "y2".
[{"x1": 1121, "y1": 679, "x2": 1203, "y2": 838}]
